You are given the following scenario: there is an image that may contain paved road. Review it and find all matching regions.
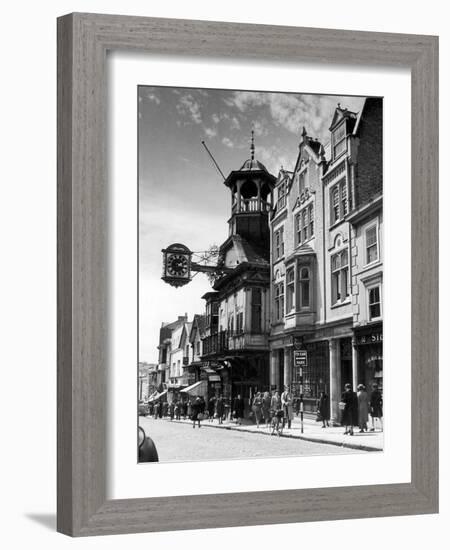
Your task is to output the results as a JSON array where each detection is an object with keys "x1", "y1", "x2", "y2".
[{"x1": 139, "y1": 417, "x2": 359, "y2": 462}]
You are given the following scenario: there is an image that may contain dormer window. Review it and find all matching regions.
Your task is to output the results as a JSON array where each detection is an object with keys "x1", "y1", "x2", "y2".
[
  {"x1": 332, "y1": 122, "x2": 347, "y2": 159},
  {"x1": 277, "y1": 180, "x2": 286, "y2": 210}
]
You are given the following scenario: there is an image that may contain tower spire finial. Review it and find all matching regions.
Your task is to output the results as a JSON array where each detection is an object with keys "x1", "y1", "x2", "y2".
[{"x1": 250, "y1": 127, "x2": 255, "y2": 161}]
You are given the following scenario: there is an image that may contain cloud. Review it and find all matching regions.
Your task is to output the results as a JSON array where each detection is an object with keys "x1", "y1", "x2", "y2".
[
  {"x1": 222, "y1": 137, "x2": 234, "y2": 148},
  {"x1": 225, "y1": 91, "x2": 364, "y2": 143},
  {"x1": 146, "y1": 92, "x2": 161, "y2": 105},
  {"x1": 176, "y1": 93, "x2": 202, "y2": 124},
  {"x1": 204, "y1": 127, "x2": 218, "y2": 138}
]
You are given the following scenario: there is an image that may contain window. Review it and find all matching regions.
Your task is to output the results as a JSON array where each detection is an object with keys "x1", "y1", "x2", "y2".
[
  {"x1": 251, "y1": 288, "x2": 262, "y2": 332},
  {"x1": 330, "y1": 179, "x2": 348, "y2": 224},
  {"x1": 365, "y1": 224, "x2": 378, "y2": 264},
  {"x1": 331, "y1": 248, "x2": 349, "y2": 304},
  {"x1": 295, "y1": 204, "x2": 314, "y2": 246},
  {"x1": 368, "y1": 286, "x2": 381, "y2": 320},
  {"x1": 196, "y1": 340, "x2": 201, "y2": 355},
  {"x1": 228, "y1": 314, "x2": 234, "y2": 333},
  {"x1": 308, "y1": 203, "x2": 314, "y2": 237},
  {"x1": 332, "y1": 122, "x2": 347, "y2": 159},
  {"x1": 286, "y1": 269, "x2": 295, "y2": 312},
  {"x1": 302, "y1": 209, "x2": 308, "y2": 242},
  {"x1": 277, "y1": 181, "x2": 286, "y2": 209},
  {"x1": 211, "y1": 302, "x2": 219, "y2": 331},
  {"x1": 299, "y1": 267, "x2": 310, "y2": 308},
  {"x1": 295, "y1": 213, "x2": 301, "y2": 245},
  {"x1": 274, "y1": 226, "x2": 284, "y2": 260},
  {"x1": 236, "y1": 311, "x2": 244, "y2": 333},
  {"x1": 274, "y1": 281, "x2": 284, "y2": 321}
]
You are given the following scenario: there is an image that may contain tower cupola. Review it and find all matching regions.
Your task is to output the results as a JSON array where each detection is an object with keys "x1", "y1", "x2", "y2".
[{"x1": 222, "y1": 131, "x2": 276, "y2": 249}]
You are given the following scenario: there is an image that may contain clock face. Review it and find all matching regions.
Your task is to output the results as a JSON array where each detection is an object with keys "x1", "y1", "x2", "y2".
[{"x1": 166, "y1": 254, "x2": 189, "y2": 277}]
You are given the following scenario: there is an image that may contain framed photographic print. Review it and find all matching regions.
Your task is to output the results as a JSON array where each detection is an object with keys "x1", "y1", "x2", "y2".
[{"x1": 57, "y1": 13, "x2": 438, "y2": 536}]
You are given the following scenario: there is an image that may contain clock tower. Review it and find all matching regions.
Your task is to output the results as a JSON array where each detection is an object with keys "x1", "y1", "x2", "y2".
[{"x1": 223, "y1": 131, "x2": 276, "y2": 257}]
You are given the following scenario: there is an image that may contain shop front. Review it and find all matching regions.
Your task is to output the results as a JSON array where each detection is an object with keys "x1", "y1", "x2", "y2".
[{"x1": 354, "y1": 322, "x2": 383, "y2": 391}]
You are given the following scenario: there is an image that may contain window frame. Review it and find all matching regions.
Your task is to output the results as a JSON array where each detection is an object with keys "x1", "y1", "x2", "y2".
[
  {"x1": 274, "y1": 225, "x2": 285, "y2": 260},
  {"x1": 367, "y1": 283, "x2": 382, "y2": 321},
  {"x1": 331, "y1": 247, "x2": 350, "y2": 305},
  {"x1": 330, "y1": 178, "x2": 348, "y2": 225},
  {"x1": 332, "y1": 120, "x2": 347, "y2": 160},
  {"x1": 274, "y1": 280, "x2": 285, "y2": 322},
  {"x1": 286, "y1": 268, "x2": 295, "y2": 313},
  {"x1": 298, "y1": 265, "x2": 311, "y2": 310},
  {"x1": 364, "y1": 222, "x2": 380, "y2": 266}
]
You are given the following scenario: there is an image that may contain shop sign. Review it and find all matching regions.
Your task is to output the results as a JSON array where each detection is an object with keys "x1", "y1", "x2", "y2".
[
  {"x1": 356, "y1": 332, "x2": 383, "y2": 345},
  {"x1": 294, "y1": 350, "x2": 308, "y2": 367}
]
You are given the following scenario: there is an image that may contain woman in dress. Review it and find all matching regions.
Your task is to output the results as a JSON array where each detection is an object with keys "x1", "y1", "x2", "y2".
[
  {"x1": 357, "y1": 384, "x2": 369, "y2": 432},
  {"x1": 251, "y1": 392, "x2": 263, "y2": 428},
  {"x1": 340, "y1": 383, "x2": 358, "y2": 435},
  {"x1": 317, "y1": 391, "x2": 330, "y2": 428},
  {"x1": 191, "y1": 396, "x2": 202, "y2": 429},
  {"x1": 215, "y1": 395, "x2": 225, "y2": 424},
  {"x1": 369, "y1": 383, "x2": 383, "y2": 431},
  {"x1": 262, "y1": 391, "x2": 271, "y2": 428},
  {"x1": 233, "y1": 394, "x2": 244, "y2": 425}
]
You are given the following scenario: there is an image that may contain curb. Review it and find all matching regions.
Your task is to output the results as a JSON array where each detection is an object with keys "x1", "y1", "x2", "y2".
[{"x1": 149, "y1": 417, "x2": 381, "y2": 453}]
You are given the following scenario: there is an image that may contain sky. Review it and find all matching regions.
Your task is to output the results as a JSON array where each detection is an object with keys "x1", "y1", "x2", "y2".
[{"x1": 139, "y1": 86, "x2": 365, "y2": 363}]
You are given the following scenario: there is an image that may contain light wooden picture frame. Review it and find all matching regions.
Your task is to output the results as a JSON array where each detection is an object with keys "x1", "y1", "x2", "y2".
[{"x1": 57, "y1": 12, "x2": 438, "y2": 537}]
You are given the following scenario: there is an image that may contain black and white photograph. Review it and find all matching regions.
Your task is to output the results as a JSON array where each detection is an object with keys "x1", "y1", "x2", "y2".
[{"x1": 137, "y1": 86, "x2": 383, "y2": 463}]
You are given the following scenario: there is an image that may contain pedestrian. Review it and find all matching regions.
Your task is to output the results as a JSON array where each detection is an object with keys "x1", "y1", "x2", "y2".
[
  {"x1": 233, "y1": 394, "x2": 244, "y2": 425},
  {"x1": 216, "y1": 395, "x2": 225, "y2": 424},
  {"x1": 187, "y1": 399, "x2": 192, "y2": 419},
  {"x1": 369, "y1": 383, "x2": 383, "y2": 432},
  {"x1": 174, "y1": 400, "x2": 180, "y2": 420},
  {"x1": 251, "y1": 392, "x2": 263, "y2": 428},
  {"x1": 191, "y1": 396, "x2": 202, "y2": 428},
  {"x1": 208, "y1": 396, "x2": 215, "y2": 422},
  {"x1": 270, "y1": 390, "x2": 283, "y2": 435},
  {"x1": 317, "y1": 391, "x2": 330, "y2": 428},
  {"x1": 340, "y1": 383, "x2": 358, "y2": 435},
  {"x1": 262, "y1": 391, "x2": 271, "y2": 428},
  {"x1": 162, "y1": 401, "x2": 168, "y2": 418},
  {"x1": 169, "y1": 401, "x2": 175, "y2": 421},
  {"x1": 153, "y1": 401, "x2": 159, "y2": 420},
  {"x1": 357, "y1": 384, "x2": 369, "y2": 432},
  {"x1": 281, "y1": 386, "x2": 294, "y2": 429}
]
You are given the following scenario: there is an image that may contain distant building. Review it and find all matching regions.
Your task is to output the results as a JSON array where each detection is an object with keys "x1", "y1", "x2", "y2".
[{"x1": 157, "y1": 314, "x2": 188, "y2": 394}]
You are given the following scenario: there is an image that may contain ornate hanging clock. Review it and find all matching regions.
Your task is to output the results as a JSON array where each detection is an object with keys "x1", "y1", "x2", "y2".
[{"x1": 161, "y1": 243, "x2": 192, "y2": 287}]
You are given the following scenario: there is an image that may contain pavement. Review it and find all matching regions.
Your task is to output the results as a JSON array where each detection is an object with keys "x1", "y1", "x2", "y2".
[
  {"x1": 143, "y1": 413, "x2": 383, "y2": 452},
  {"x1": 139, "y1": 416, "x2": 362, "y2": 462}
]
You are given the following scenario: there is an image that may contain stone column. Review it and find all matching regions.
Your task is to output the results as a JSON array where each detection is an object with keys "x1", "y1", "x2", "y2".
[
  {"x1": 329, "y1": 338, "x2": 341, "y2": 425},
  {"x1": 284, "y1": 347, "x2": 292, "y2": 388},
  {"x1": 352, "y1": 337, "x2": 358, "y2": 390},
  {"x1": 270, "y1": 350, "x2": 279, "y2": 388}
]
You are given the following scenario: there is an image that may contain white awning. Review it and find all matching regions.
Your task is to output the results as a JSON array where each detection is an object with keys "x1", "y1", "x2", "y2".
[
  {"x1": 148, "y1": 390, "x2": 167, "y2": 402},
  {"x1": 180, "y1": 380, "x2": 207, "y2": 396}
]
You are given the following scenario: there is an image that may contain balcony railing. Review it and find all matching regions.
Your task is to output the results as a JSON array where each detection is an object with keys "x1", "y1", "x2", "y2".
[
  {"x1": 232, "y1": 198, "x2": 271, "y2": 214},
  {"x1": 202, "y1": 330, "x2": 268, "y2": 356}
]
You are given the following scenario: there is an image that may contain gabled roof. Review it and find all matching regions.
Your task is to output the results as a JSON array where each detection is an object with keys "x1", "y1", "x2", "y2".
[
  {"x1": 220, "y1": 234, "x2": 268, "y2": 267},
  {"x1": 190, "y1": 314, "x2": 207, "y2": 341},
  {"x1": 329, "y1": 104, "x2": 358, "y2": 131}
]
